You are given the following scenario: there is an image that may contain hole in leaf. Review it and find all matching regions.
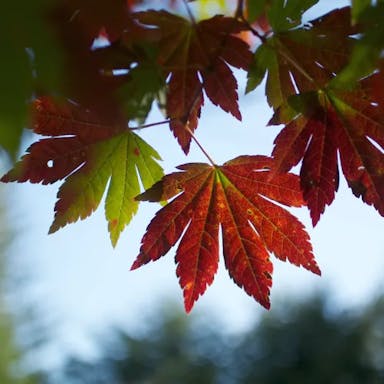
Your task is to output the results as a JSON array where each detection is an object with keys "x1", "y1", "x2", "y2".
[
  {"x1": 367, "y1": 136, "x2": 384, "y2": 154},
  {"x1": 92, "y1": 36, "x2": 110, "y2": 50},
  {"x1": 47, "y1": 160, "x2": 54, "y2": 168},
  {"x1": 112, "y1": 68, "x2": 130, "y2": 76},
  {"x1": 288, "y1": 71, "x2": 299, "y2": 94}
]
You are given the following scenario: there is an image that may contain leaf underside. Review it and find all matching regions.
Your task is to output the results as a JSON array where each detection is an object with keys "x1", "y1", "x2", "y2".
[
  {"x1": 133, "y1": 156, "x2": 320, "y2": 312},
  {"x1": 134, "y1": 11, "x2": 252, "y2": 153},
  {"x1": 1, "y1": 97, "x2": 163, "y2": 246},
  {"x1": 2, "y1": 3, "x2": 384, "y2": 314},
  {"x1": 269, "y1": 68, "x2": 384, "y2": 226}
]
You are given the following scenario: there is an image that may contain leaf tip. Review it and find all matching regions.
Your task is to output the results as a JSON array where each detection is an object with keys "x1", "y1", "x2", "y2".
[
  {"x1": 307, "y1": 260, "x2": 321, "y2": 276},
  {"x1": 313, "y1": 265, "x2": 321, "y2": 276},
  {"x1": 184, "y1": 300, "x2": 194, "y2": 314},
  {"x1": 108, "y1": 219, "x2": 120, "y2": 248},
  {"x1": 130, "y1": 263, "x2": 139, "y2": 271},
  {"x1": 48, "y1": 222, "x2": 59, "y2": 235},
  {"x1": 310, "y1": 213, "x2": 321, "y2": 227},
  {"x1": 131, "y1": 253, "x2": 148, "y2": 270},
  {"x1": 262, "y1": 300, "x2": 271, "y2": 310}
]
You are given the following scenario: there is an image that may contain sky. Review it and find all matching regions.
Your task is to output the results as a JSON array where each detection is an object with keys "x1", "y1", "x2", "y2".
[{"x1": 2, "y1": 0, "x2": 384, "y2": 370}]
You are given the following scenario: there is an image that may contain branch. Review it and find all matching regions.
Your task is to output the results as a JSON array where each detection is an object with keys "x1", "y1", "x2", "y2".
[
  {"x1": 242, "y1": 18, "x2": 268, "y2": 43},
  {"x1": 129, "y1": 119, "x2": 171, "y2": 131},
  {"x1": 183, "y1": 0, "x2": 196, "y2": 24},
  {"x1": 235, "y1": 0, "x2": 245, "y2": 20},
  {"x1": 185, "y1": 126, "x2": 216, "y2": 166}
]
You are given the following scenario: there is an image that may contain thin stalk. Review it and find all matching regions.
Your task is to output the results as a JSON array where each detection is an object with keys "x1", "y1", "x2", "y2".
[
  {"x1": 277, "y1": 44, "x2": 316, "y2": 85},
  {"x1": 129, "y1": 119, "x2": 171, "y2": 131},
  {"x1": 235, "y1": 0, "x2": 245, "y2": 19},
  {"x1": 244, "y1": 20, "x2": 268, "y2": 43},
  {"x1": 183, "y1": 0, "x2": 196, "y2": 24},
  {"x1": 185, "y1": 126, "x2": 216, "y2": 166}
]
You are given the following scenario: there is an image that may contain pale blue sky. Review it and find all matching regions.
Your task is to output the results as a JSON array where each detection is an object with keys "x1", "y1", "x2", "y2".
[{"x1": 4, "y1": 0, "x2": 384, "y2": 369}]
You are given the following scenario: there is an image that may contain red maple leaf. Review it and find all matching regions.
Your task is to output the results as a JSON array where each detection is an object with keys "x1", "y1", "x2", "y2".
[
  {"x1": 134, "y1": 11, "x2": 252, "y2": 153},
  {"x1": 270, "y1": 72, "x2": 384, "y2": 225},
  {"x1": 132, "y1": 156, "x2": 320, "y2": 312}
]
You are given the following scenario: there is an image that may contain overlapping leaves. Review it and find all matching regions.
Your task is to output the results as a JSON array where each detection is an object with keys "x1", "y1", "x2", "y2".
[
  {"x1": 247, "y1": 7, "x2": 356, "y2": 109},
  {"x1": 1, "y1": 97, "x2": 163, "y2": 246},
  {"x1": 245, "y1": 4, "x2": 384, "y2": 224},
  {"x1": 270, "y1": 75, "x2": 384, "y2": 225},
  {"x1": 133, "y1": 10, "x2": 252, "y2": 153},
  {"x1": 2, "y1": 1, "x2": 384, "y2": 313},
  {"x1": 132, "y1": 156, "x2": 320, "y2": 312}
]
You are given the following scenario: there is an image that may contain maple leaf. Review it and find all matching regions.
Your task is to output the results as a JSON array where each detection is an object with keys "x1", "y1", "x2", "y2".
[
  {"x1": 1, "y1": 97, "x2": 163, "y2": 246},
  {"x1": 270, "y1": 72, "x2": 384, "y2": 225},
  {"x1": 246, "y1": 7, "x2": 357, "y2": 110},
  {"x1": 132, "y1": 156, "x2": 320, "y2": 312},
  {"x1": 133, "y1": 11, "x2": 252, "y2": 153}
]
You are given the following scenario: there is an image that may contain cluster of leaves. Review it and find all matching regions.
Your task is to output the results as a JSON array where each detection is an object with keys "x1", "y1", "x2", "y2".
[{"x1": 2, "y1": 0, "x2": 384, "y2": 312}]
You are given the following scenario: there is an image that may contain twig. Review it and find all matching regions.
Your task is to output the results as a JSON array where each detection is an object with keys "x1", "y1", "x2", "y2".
[
  {"x1": 182, "y1": 0, "x2": 196, "y2": 24},
  {"x1": 243, "y1": 19, "x2": 268, "y2": 43},
  {"x1": 235, "y1": 0, "x2": 245, "y2": 19},
  {"x1": 185, "y1": 126, "x2": 216, "y2": 166},
  {"x1": 129, "y1": 119, "x2": 171, "y2": 131}
]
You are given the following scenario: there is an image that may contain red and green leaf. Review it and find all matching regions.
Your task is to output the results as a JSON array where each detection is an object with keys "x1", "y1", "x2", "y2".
[
  {"x1": 270, "y1": 73, "x2": 384, "y2": 225},
  {"x1": 133, "y1": 156, "x2": 320, "y2": 312},
  {"x1": 247, "y1": 7, "x2": 356, "y2": 109},
  {"x1": 1, "y1": 97, "x2": 164, "y2": 246}
]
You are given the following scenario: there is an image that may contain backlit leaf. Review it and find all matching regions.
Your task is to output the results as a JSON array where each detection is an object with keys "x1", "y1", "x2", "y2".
[
  {"x1": 132, "y1": 156, "x2": 319, "y2": 312},
  {"x1": 267, "y1": 0, "x2": 319, "y2": 32},
  {"x1": 271, "y1": 73, "x2": 384, "y2": 225},
  {"x1": 134, "y1": 11, "x2": 252, "y2": 153},
  {"x1": 1, "y1": 97, "x2": 163, "y2": 246},
  {"x1": 247, "y1": 7, "x2": 356, "y2": 109},
  {"x1": 335, "y1": 3, "x2": 384, "y2": 86}
]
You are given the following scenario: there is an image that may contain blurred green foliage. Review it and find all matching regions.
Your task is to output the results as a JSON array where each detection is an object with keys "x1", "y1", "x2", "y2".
[
  {"x1": 335, "y1": 1, "x2": 384, "y2": 86},
  {"x1": 1, "y1": 2, "x2": 62, "y2": 159},
  {"x1": 43, "y1": 295, "x2": 384, "y2": 384},
  {"x1": 0, "y1": 195, "x2": 41, "y2": 383}
]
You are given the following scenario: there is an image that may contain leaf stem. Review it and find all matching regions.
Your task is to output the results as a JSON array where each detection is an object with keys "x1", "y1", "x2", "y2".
[
  {"x1": 277, "y1": 43, "x2": 316, "y2": 85},
  {"x1": 130, "y1": 119, "x2": 171, "y2": 131},
  {"x1": 235, "y1": 0, "x2": 245, "y2": 19},
  {"x1": 185, "y1": 126, "x2": 216, "y2": 166},
  {"x1": 243, "y1": 20, "x2": 267, "y2": 43},
  {"x1": 183, "y1": 0, "x2": 196, "y2": 24}
]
